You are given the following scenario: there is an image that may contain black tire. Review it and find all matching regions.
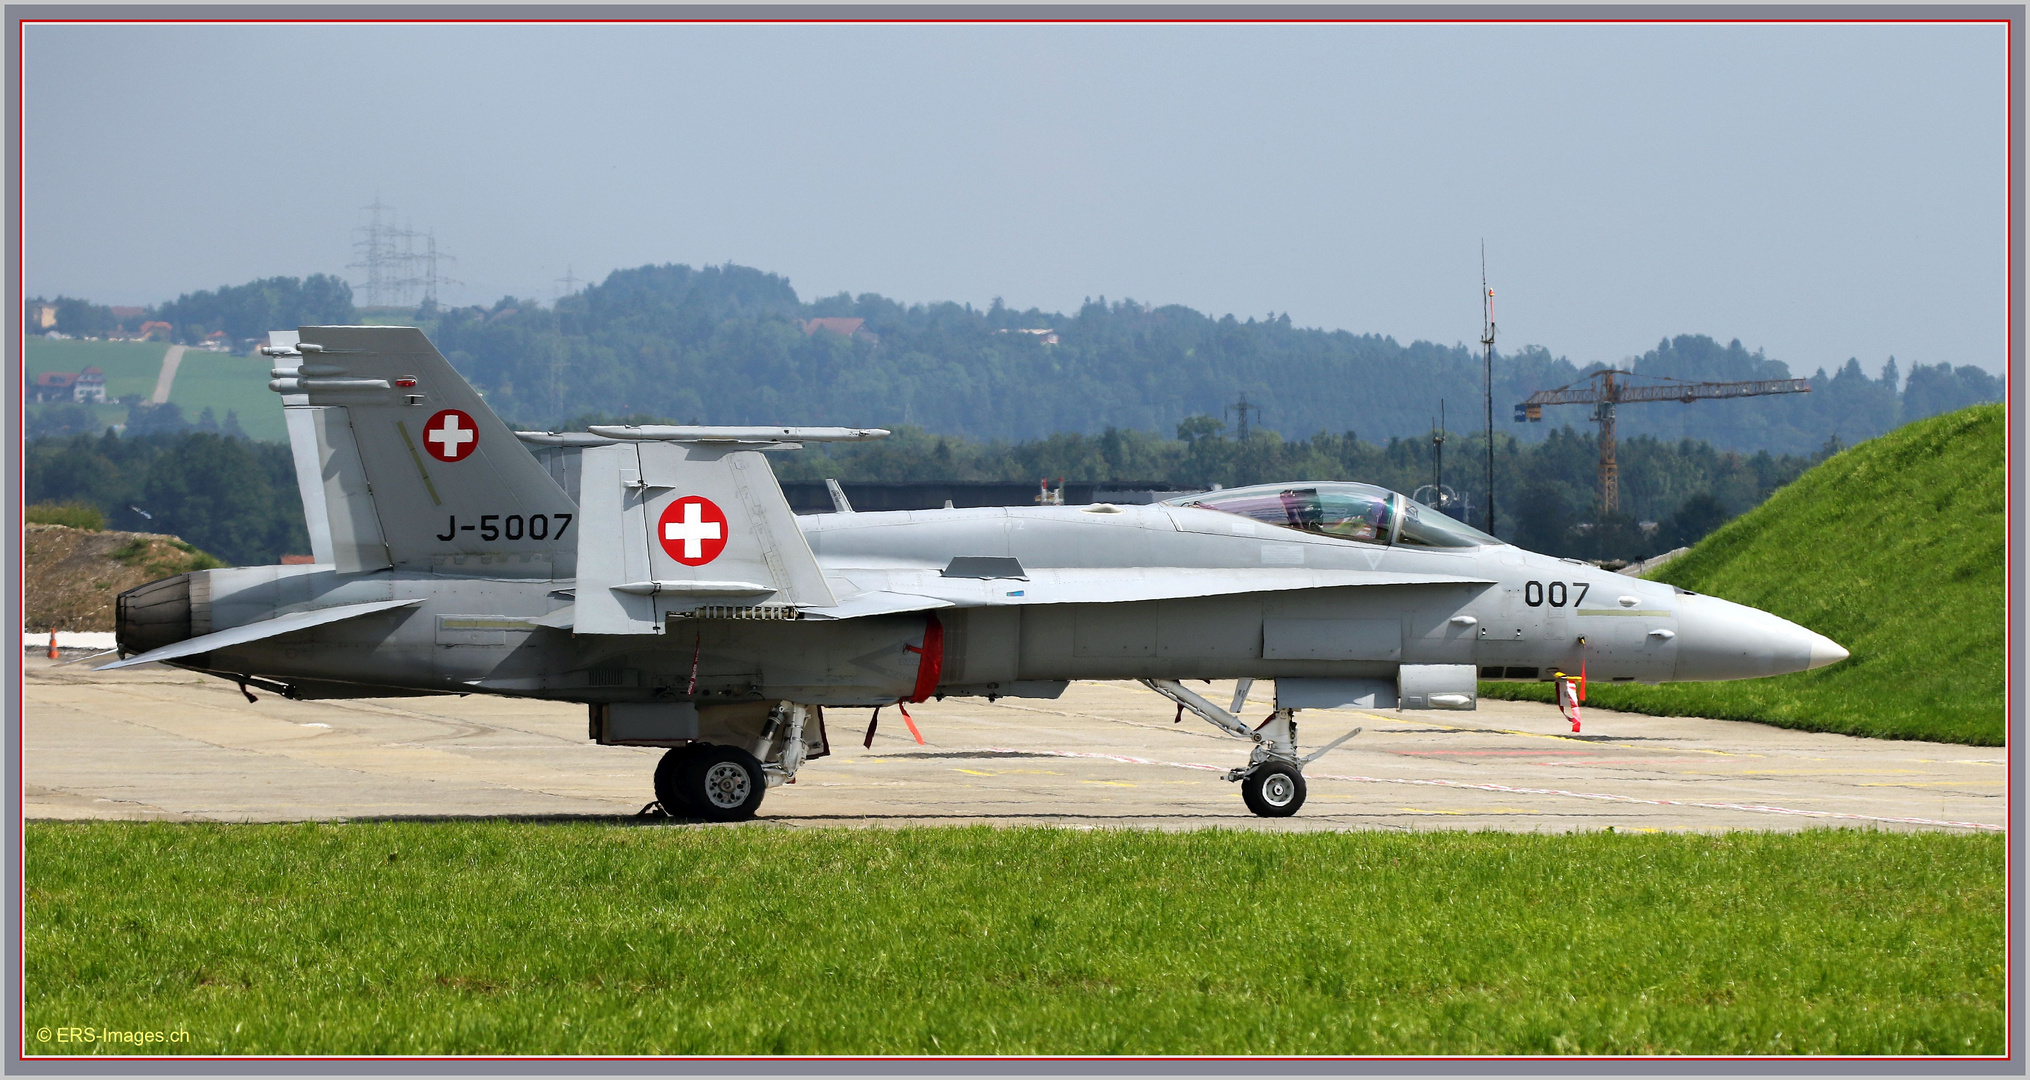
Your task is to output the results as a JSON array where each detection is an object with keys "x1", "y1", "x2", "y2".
[
  {"x1": 653, "y1": 745, "x2": 704, "y2": 816},
  {"x1": 684, "y1": 745, "x2": 768, "y2": 822},
  {"x1": 1241, "y1": 762, "x2": 1306, "y2": 817}
]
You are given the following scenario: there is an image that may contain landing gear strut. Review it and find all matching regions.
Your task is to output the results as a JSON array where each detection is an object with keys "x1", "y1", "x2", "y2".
[{"x1": 1141, "y1": 678, "x2": 1357, "y2": 818}]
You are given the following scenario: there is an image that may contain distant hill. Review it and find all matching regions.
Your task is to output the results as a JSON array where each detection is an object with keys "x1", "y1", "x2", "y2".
[
  {"x1": 420, "y1": 262, "x2": 1998, "y2": 455},
  {"x1": 1485, "y1": 403, "x2": 2005, "y2": 745},
  {"x1": 26, "y1": 263, "x2": 2002, "y2": 458}
]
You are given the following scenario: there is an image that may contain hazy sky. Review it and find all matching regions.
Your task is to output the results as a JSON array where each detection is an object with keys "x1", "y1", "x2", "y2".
[{"x1": 24, "y1": 20, "x2": 2009, "y2": 376}]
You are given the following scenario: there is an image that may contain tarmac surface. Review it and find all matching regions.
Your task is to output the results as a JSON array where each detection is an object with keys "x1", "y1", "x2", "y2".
[{"x1": 21, "y1": 654, "x2": 2007, "y2": 833}]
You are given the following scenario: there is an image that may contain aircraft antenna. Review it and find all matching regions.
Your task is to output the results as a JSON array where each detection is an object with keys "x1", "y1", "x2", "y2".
[{"x1": 1479, "y1": 244, "x2": 1496, "y2": 536}]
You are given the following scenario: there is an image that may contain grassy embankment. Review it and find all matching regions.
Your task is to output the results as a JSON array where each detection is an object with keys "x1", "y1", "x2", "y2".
[
  {"x1": 26, "y1": 338, "x2": 285, "y2": 441},
  {"x1": 1485, "y1": 404, "x2": 2005, "y2": 745},
  {"x1": 25, "y1": 823, "x2": 2003, "y2": 1056}
]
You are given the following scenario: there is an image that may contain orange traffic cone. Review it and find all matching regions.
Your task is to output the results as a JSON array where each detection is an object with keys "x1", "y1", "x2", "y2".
[{"x1": 46, "y1": 632, "x2": 59, "y2": 660}]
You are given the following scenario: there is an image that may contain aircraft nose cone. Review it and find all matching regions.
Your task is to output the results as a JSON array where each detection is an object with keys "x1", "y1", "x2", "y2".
[
  {"x1": 1673, "y1": 594, "x2": 1849, "y2": 682},
  {"x1": 1807, "y1": 632, "x2": 1850, "y2": 671}
]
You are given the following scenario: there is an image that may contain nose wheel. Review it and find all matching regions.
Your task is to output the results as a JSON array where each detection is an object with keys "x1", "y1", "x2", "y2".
[
  {"x1": 1240, "y1": 762, "x2": 1307, "y2": 817},
  {"x1": 1139, "y1": 680, "x2": 1356, "y2": 818}
]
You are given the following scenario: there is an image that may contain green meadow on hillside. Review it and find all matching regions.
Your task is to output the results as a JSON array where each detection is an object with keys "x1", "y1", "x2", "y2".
[
  {"x1": 27, "y1": 338, "x2": 284, "y2": 441},
  {"x1": 1486, "y1": 404, "x2": 2006, "y2": 745},
  {"x1": 161, "y1": 351, "x2": 286, "y2": 441}
]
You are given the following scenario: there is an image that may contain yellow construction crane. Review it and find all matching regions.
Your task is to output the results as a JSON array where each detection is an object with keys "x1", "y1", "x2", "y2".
[{"x1": 1515, "y1": 370, "x2": 1812, "y2": 514}]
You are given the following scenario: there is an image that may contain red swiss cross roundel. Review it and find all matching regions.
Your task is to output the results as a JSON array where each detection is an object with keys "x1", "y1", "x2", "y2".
[
  {"x1": 658, "y1": 496, "x2": 729, "y2": 566},
  {"x1": 422, "y1": 409, "x2": 479, "y2": 462}
]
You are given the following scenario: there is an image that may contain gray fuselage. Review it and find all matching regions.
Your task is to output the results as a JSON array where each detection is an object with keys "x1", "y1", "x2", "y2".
[{"x1": 145, "y1": 500, "x2": 1838, "y2": 708}]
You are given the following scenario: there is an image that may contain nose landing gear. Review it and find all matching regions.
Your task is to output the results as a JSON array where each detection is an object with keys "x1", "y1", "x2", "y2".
[
  {"x1": 1240, "y1": 761, "x2": 1307, "y2": 817},
  {"x1": 1141, "y1": 679, "x2": 1357, "y2": 818}
]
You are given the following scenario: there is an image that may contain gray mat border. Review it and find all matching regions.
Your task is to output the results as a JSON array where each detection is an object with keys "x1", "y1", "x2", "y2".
[{"x1": 3, "y1": 4, "x2": 2021, "y2": 1074}]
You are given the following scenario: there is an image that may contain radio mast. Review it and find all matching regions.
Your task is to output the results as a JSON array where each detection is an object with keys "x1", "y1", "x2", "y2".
[
  {"x1": 1433, "y1": 400, "x2": 1445, "y2": 511},
  {"x1": 1479, "y1": 245, "x2": 1496, "y2": 536}
]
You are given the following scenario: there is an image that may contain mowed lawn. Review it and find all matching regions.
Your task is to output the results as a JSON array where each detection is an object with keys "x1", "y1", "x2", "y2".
[{"x1": 25, "y1": 823, "x2": 2004, "y2": 1056}]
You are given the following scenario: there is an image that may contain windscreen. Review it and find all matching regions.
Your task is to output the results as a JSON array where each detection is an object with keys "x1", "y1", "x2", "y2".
[{"x1": 1395, "y1": 498, "x2": 1499, "y2": 548}]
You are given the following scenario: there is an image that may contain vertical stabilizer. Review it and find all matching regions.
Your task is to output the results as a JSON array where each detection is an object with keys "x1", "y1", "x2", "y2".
[
  {"x1": 270, "y1": 326, "x2": 578, "y2": 577},
  {"x1": 270, "y1": 330, "x2": 338, "y2": 566},
  {"x1": 575, "y1": 441, "x2": 834, "y2": 634}
]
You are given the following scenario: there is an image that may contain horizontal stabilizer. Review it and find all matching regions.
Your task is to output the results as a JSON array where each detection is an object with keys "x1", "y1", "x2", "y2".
[
  {"x1": 99, "y1": 598, "x2": 424, "y2": 670},
  {"x1": 588, "y1": 425, "x2": 889, "y2": 445}
]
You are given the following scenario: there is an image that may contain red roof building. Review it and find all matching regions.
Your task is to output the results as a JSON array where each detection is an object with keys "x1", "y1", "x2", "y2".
[{"x1": 31, "y1": 366, "x2": 104, "y2": 404}]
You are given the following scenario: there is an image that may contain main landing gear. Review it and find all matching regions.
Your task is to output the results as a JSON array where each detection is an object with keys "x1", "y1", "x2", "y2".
[
  {"x1": 647, "y1": 702, "x2": 827, "y2": 823},
  {"x1": 654, "y1": 743, "x2": 767, "y2": 822},
  {"x1": 1141, "y1": 679, "x2": 1361, "y2": 819}
]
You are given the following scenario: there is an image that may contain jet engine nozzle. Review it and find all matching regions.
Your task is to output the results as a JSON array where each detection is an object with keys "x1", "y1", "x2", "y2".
[
  {"x1": 115, "y1": 573, "x2": 195, "y2": 657},
  {"x1": 1671, "y1": 593, "x2": 1848, "y2": 682}
]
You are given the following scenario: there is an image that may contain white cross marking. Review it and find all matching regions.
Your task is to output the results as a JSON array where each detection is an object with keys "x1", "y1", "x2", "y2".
[
  {"x1": 664, "y1": 501, "x2": 723, "y2": 559},
  {"x1": 427, "y1": 414, "x2": 474, "y2": 457}
]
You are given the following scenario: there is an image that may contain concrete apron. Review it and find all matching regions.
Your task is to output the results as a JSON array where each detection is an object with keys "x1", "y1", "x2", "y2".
[{"x1": 22, "y1": 656, "x2": 2004, "y2": 833}]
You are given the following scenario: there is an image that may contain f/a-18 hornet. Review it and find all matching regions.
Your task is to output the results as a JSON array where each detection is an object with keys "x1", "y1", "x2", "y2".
[{"x1": 107, "y1": 327, "x2": 1849, "y2": 820}]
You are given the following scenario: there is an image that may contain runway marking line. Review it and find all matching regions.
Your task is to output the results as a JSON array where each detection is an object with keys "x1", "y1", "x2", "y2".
[{"x1": 966, "y1": 747, "x2": 2006, "y2": 832}]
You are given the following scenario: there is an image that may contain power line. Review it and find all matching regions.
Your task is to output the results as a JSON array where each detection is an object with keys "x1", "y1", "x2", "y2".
[
  {"x1": 347, "y1": 199, "x2": 457, "y2": 307},
  {"x1": 1225, "y1": 393, "x2": 1262, "y2": 441}
]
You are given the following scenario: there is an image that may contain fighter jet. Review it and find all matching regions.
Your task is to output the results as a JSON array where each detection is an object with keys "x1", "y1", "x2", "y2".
[{"x1": 106, "y1": 326, "x2": 1849, "y2": 820}]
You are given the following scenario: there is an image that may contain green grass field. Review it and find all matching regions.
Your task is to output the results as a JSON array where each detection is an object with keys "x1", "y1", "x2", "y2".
[
  {"x1": 25, "y1": 338, "x2": 169, "y2": 398},
  {"x1": 26, "y1": 338, "x2": 286, "y2": 441},
  {"x1": 24, "y1": 823, "x2": 2004, "y2": 1056},
  {"x1": 1486, "y1": 404, "x2": 2006, "y2": 746},
  {"x1": 163, "y1": 351, "x2": 286, "y2": 441}
]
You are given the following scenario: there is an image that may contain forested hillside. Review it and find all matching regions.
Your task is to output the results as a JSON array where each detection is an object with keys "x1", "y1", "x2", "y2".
[
  {"x1": 24, "y1": 432, "x2": 307, "y2": 567},
  {"x1": 24, "y1": 261, "x2": 2000, "y2": 565},
  {"x1": 415, "y1": 263, "x2": 1996, "y2": 455},
  {"x1": 34, "y1": 262, "x2": 1999, "y2": 455},
  {"x1": 31, "y1": 274, "x2": 355, "y2": 345}
]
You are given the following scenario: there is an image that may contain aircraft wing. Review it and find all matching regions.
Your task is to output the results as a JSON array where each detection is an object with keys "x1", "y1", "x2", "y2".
[
  {"x1": 96, "y1": 598, "x2": 425, "y2": 670},
  {"x1": 801, "y1": 568, "x2": 1491, "y2": 619}
]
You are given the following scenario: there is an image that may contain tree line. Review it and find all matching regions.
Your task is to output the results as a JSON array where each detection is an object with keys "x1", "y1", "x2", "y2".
[
  {"x1": 419, "y1": 262, "x2": 1997, "y2": 458},
  {"x1": 30, "y1": 274, "x2": 357, "y2": 348},
  {"x1": 24, "y1": 410, "x2": 1834, "y2": 566},
  {"x1": 25, "y1": 431, "x2": 308, "y2": 566},
  {"x1": 38, "y1": 262, "x2": 2001, "y2": 457}
]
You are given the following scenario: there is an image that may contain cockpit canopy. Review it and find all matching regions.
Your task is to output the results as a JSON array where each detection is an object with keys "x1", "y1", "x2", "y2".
[{"x1": 1164, "y1": 482, "x2": 1500, "y2": 549}]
